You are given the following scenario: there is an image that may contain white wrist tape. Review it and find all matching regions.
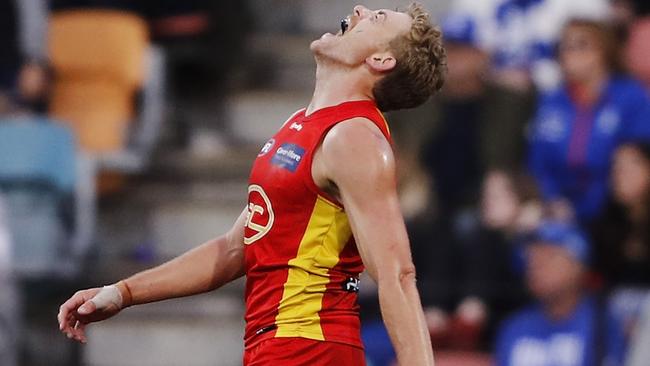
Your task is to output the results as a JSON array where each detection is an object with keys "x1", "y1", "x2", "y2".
[{"x1": 90, "y1": 285, "x2": 123, "y2": 310}]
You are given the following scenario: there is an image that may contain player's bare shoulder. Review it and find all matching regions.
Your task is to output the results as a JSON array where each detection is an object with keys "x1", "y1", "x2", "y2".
[{"x1": 318, "y1": 117, "x2": 395, "y2": 186}]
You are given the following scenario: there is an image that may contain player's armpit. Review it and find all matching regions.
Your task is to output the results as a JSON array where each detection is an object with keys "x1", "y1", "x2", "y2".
[{"x1": 218, "y1": 207, "x2": 248, "y2": 284}]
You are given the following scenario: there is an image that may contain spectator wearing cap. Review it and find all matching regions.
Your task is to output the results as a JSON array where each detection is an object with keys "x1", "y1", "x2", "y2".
[
  {"x1": 495, "y1": 221, "x2": 626, "y2": 366},
  {"x1": 528, "y1": 19, "x2": 650, "y2": 225}
]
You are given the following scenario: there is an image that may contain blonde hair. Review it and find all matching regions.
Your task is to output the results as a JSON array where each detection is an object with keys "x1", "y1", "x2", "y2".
[{"x1": 372, "y1": 3, "x2": 447, "y2": 111}]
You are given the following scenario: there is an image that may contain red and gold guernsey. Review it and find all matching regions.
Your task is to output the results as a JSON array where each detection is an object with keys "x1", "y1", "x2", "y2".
[{"x1": 243, "y1": 100, "x2": 392, "y2": 350}]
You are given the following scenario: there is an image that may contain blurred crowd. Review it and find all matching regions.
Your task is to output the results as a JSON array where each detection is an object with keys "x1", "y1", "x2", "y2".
[
  {"x1": 360, "y1": 0, "x2": 650, "y2": 365},
  {"x1": 0, "y1": 1, "x2": 250, "y2": 364},
  {"x1": 2, "y1": 0, "x2": 650, "y2": 366}
]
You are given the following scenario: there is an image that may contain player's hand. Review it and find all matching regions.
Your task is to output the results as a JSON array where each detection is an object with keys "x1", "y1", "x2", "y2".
[{"x1": 57, "y1": 285, "x2": 124, "y2": 343}]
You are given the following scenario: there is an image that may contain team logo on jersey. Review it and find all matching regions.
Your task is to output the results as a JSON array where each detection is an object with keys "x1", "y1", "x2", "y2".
[
  {"x1": 244, "y1": 184, "x2": 274, "y2": 245},
  {"x1": 258, "y1": 138, "x2": 275, "y2": 157},
  {"x1": 271, "y1": 143, "x2": 305, "y2": 173}
]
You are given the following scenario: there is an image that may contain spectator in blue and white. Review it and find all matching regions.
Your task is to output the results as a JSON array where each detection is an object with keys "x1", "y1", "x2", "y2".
[
  {"x1": 495, "y1": 221, "x2": 626, "y2": 366},
  {"x1": 528, "y1": 19, "x2": 650, "y2": 225},
  {"x1": 442, "y1": 0, "x2": 610, "y2": 92}
]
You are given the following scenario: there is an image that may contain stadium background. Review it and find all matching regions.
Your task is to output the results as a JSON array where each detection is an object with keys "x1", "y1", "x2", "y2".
[{"x1": 1, "y1": 0, "x2": 650, "y2": 365}]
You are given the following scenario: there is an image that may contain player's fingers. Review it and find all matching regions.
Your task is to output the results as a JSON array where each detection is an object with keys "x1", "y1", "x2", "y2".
[
  {"x1": 57, "y1": 310, "x2": 65, "y2": 331},
  {"x1": 73, "y1": 321, "x2": 88, "y2": 343},
  {"x1": 62, "y1": 315, "x2": 76, "y2": 336},
  {"x1": 60, "y1": 293, "x2": 86, "y2": 311},
  {"x1": 59, "y1": 310, "x2": 74, "y2": 332},
  {"x1": 67, "y1": 315, "x2": 77, "y2": 329},
  {"x1": 77, "y1": 300, "x2": 97, "y2": 315},
  {"x1": 64, "y1": 323, "x2": 75, "y2": 339},
  {"x1": 59, "y1": 293, "x2": 88, "y2": 327},
  {"x1": 60, "y1": 310, "x2": 77, "y2": 331},
  {"x1": 68, "y1": 320, "x2": 80, "y2": 340},
  {"x1": 70, "y1": 321, "x2": 83, "y2": 342},
  {"x1": 58, "y1": 303, "x2": 74, "y2": 330}
]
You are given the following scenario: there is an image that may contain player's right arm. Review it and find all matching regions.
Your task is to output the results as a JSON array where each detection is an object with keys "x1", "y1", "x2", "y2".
[
  {"x1": 316, "y1": 118, "x2": 434, "y2": 365},
  {"x1": 57, "y1": 208, "x2": 248, "y2": 343}
]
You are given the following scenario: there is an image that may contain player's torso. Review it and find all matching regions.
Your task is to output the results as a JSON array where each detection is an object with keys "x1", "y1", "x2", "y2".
[{"x1": 242, "y1": 100, "x2": 391, "y2": 349}]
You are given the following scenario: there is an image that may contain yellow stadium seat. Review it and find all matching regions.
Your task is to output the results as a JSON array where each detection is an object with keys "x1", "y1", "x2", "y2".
[{"x1": 48, "y1": 10, "x2": 149, "y2": 152}]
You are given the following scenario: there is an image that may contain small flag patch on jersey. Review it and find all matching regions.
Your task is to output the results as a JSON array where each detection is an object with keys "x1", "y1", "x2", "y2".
[{"x1": 271, "y1": 143, "x2": 305, "y2": 172}]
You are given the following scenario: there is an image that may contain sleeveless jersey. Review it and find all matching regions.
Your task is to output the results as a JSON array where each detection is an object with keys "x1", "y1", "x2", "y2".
[{"x1": 243, "y1": 100, "x2": 392, "y2": 349}]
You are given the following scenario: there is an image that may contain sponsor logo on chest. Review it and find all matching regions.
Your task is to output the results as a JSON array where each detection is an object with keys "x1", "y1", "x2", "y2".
[{"x1": 271, "y1": 143, "x2": 306, "y2": 172}]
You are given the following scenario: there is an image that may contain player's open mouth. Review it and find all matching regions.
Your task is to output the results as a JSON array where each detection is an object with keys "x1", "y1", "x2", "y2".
[{"x1": 340, "y1": 18, "x2": 349, "y2": 35}]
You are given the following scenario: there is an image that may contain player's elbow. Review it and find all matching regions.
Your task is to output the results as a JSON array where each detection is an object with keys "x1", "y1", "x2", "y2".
[
  {"x1": 398, "y1": 265, "x2": 418, "y2": 287},
  {"x1": 377, "y1": 263, "x2": 418, "y2": 288}
]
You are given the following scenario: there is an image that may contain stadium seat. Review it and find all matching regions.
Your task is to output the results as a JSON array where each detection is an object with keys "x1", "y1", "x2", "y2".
[
  {"x1": 626, "y1": 17, "x2": 650, "y2": 89},
  {"x1": 48, "y1": 10, "x2": 165, "y2": 172},
  {"x1": 0, "y1": 118, "x2": 95, "y2": 279}
]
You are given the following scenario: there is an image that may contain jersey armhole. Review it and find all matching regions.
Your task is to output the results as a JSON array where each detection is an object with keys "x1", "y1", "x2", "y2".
[
  {"x1": 303, "y1": 123, "x2": 345, "y2": 209},
  {"x1": 302, "y1": 115, "x2": 391, "y2": 210}
]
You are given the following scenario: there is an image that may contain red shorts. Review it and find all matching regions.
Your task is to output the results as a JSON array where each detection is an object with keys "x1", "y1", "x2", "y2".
[{"x1": 243, "y1": 337, "x2": 366, "y2": 366}]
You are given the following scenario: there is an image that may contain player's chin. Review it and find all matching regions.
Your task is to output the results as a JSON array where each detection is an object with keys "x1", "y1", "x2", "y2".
[
  {"x1": 309, "y1": 39, "x2": 321, "y2": 52},
  {"x1": 310, "y1": 39, "x2": 326, "y2": 53},
  {"x1": 311, "y1": 32, "x2": 340, "y2": 50}
]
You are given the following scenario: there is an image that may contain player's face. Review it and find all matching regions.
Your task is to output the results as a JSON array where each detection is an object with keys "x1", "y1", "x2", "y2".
[{"x1": 310, "y1": 5, "x2": 412, "y2": 67}]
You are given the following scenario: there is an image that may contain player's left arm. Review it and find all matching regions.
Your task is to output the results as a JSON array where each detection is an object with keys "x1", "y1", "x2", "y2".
[{"x1": 316, "y1": 117, "x2": 434, "y2": 366}]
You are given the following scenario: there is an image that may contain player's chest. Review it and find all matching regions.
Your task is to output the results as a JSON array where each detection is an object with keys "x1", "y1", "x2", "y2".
[{"x1": 249, "y1": 123, "x2": 319, "y2": 187}]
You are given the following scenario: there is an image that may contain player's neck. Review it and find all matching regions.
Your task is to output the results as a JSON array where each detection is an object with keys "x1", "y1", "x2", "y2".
[{"x1": 306, "y1": 63, "x2": 374, "y2": 116}]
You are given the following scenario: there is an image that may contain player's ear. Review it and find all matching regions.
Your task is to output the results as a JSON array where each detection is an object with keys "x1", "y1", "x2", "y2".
[{"x1": 365, "y1": 52, "x2": 396, "y2": 72}]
